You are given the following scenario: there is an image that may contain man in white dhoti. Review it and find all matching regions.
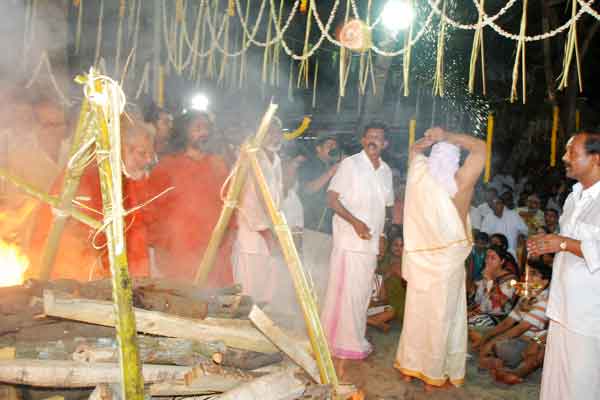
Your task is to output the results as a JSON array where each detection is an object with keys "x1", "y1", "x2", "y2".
[
  {"x1": 320, "y1": 122, "x2": 393, "y2": 375},
  {"x1": 527, "y1": 132, "x2": 600, "y2": 400},
  {"x1": 233, "y1": 119, "x2": 283, "y2": 305},
  {"x1": 395, "y1": 127, "x2": 486, "y2": 390}
]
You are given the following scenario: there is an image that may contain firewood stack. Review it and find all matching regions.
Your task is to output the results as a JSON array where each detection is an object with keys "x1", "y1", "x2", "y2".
[{"x1": 0, "y1": 278, "x2": 351, "y2": 399}]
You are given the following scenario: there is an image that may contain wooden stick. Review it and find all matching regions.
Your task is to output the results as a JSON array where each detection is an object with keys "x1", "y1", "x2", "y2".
[
  {"x1": 246, "y1": 154, "x2": 338, "y2": 387},
  {"x1": 43, "y1": 290, "x2": 278, "y2": 354},
  {"x1": 249, "y1": 306, "x2": 319, "y2": 382},
  {"x1": 194, "y1": 104, "x2": 278, "y2": 285},
  {"x1": 0, "y1": 359, "x2": 188, "y2": 388}
]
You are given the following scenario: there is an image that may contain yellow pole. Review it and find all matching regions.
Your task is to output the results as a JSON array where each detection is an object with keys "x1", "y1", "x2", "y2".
[
  {"x1": 408, "y1": 118, "x2": 416, "y2": 148},
  {"x1": 91, "y1": 77, "x2": 144, "y2": 400},
  {"x1": 575, "y1": 109, "x2": 581, "y2": 131},
  {"x1": 408, "y1": 118, "x2": 416, "y2": 168},
  {"x1": 550, "y1": 105, "x2": 559, "y2": 167},
  {"x1": 247, "y1": 152, "x2": 338, "y2": 389},
  {"x1": 484, "y1": 113, "x2": 494, "y2": 183}
]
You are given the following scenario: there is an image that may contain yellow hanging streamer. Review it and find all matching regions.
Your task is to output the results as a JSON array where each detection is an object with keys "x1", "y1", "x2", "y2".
[
  {"x1": 284, "y1": 116, "x2": 312, "y2": 140},
  {"x1": 403, "y1": 0, "x2": 414, "y2": 97},
  {"x1": 510, "y1": 0, "x2": 527, "y2": 103},
  {"x1": 558, "y1": 0, "x2": 582, "y2": 92},
  {"x1": 432, "y1": 1, "x2": 447, "y2": 97},
  {"x1": 312, "y1": 59, "x2": 319, "y2": 109},
  {"x1": 550, "y1": 106, "x2": 559, "y2": 167},
  {"x1": 468, "y1": 0, "x2": 485, "y2": 95},
  {"x1": 484, "y1": 113, "x2": 494, "y2": 183},
  {"x1": 228, "y1": 0, "x2": 235, "y2": 16}
]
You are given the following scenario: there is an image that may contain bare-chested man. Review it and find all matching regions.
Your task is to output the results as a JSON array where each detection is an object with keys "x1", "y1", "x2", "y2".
[{"x1": 394, "y1": 127, "x2": 486, "y2": 390}]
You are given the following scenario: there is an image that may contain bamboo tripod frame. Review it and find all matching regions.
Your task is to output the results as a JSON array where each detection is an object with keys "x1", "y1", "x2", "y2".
[
  {"x1": 0, "y1": 71, "x2": 145, "y2": 399},
  {"x1": 194, "y1": 104, "x2": 338, "y2": 390}
]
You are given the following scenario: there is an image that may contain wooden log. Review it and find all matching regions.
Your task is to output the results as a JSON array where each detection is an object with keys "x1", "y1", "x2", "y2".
[
  {"x1": 43, "y1": 290, "x2": 278, "y2": 354},
  {"x1": 248, "y1": 306, "x2": 319, "y2": 382},
  {"x1": 215, "y1": 367, "x2": 307, "y2": 400},
  {"x1": 0, "y1": 359, "x2": 188, "y2": 388},
  {"x1": 216, "y1": 348, "x2": 283, "y2": 370},
  {"x1": 72, "y1": 336, "x2": 222, "y2": 366}
]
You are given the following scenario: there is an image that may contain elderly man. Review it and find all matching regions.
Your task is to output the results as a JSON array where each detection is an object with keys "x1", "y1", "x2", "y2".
[
  {"x1": 395, "y1": 127, "x2": 486, "y2": 390},
  {"x1": 528, "y1": 131, "x2": 600, "y2": 400},
  {"x1": 28, "y1": 114, "x2": 155, "y2": 280},
  {"x1": 232, "y1": 118, "x2": 284, "y2": 304},
  {"x1": 147, "y1": 110, "x2": 231, "y2": 285},
  {"x1": 320, "y1": 121, "x2": 393, "y2": 375}
]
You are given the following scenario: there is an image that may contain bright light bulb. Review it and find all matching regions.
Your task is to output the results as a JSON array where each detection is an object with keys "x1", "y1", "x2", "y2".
[
  {"x1": 190, "y1": 93, "x2": 209, "y2": 111},
  {"x1": 381, "y1": 0, "x2": 414, "y2": 32}
]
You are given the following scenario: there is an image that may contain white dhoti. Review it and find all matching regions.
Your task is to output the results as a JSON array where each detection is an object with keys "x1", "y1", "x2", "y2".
[
  {"x1": 232, "y1": 246, "x2": 275, "y2": 305},
  {"x1": 321, "y1": 247, "x2": 376, "y2": 359},
  {"x1": 540, "y1": 320, "x2": 600, "y2": 400},
  {"x1": 395, "y1": 264, "x2": 467, "y2": 386},
  {"x1": 394, "y1": 152, "x2": 471, "y2": 387}
]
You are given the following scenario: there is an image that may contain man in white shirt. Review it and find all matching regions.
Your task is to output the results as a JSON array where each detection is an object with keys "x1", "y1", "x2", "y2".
[
  {"x1": 480, "y1": 197, "x2": 528, "y2": 257},
  {"x1": 320, "y1": 122, "x2": 393, "y2": 376},
  {"x1": 528, "y1": 132, "x2": 600, "y2": 400},
  {"x1": 471, "y1": 187, "x2": 498, "y2": 231}
]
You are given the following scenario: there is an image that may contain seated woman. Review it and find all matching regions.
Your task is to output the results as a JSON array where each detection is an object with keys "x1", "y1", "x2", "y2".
[
  {"x1": 367, "y1": 231, "x2": 406, "y2": 332},
  {"x1": 468, "y1": 245, "x2": 518, "y2": 328},
  {"x1": 489, "y1": 233, "x2": 521, "y2": 277},
  {"x1": 471, "y1": 261, "x2": 552, "y2": 384}
]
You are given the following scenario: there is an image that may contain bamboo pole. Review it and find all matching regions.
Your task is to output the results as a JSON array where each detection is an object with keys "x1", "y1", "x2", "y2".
[
  {"x1": 246, "y1": 152, "x2": 338, "y2": 389},
  {"x1": 575, "y1": 109, "x2": 581, "y2": 131},
  {"x1": 550, "y1": 106, "x2": 559, "y2": 167},
  {"x1": 37, "y1": 99, "x2": 96, "y2": 280},
  {"x1": 194, "y1": 104, "x2": 278, "y2": 285},
  {"x1": 0, "y1": 168, "x2": 101, "y2": 230},
  {"x1": 484, "y1": 113, "x2": 494, "y2": 182},
  {"x1": 89, "y1": 76, "x2": 144, "y2": 400}
]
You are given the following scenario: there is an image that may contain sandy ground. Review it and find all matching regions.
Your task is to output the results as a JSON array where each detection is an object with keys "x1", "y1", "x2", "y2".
[{"x1": 342, "y1": 321, "x2": 541, "y2": 400}]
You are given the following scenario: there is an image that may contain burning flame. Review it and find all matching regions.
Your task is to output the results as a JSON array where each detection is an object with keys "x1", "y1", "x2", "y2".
[{"x1": 0, "y1": 239, "x2": 29, "y2": 287}]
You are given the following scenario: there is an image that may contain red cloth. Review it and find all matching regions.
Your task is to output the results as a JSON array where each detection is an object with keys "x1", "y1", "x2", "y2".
[
  {"x1": 146, "y1": 153, "x2": 233, "y2": 287},
  {"x1": 28, "y1": 165, "x2": 150, "y2": 281}
]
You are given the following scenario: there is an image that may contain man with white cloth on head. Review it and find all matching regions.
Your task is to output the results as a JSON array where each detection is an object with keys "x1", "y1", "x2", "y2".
[
  {"x1": 320, "y1": 121, "x2": 393, "y2": 376},
  {"x1": 527, "y1": 131, "x2": 600, "y2": 400},
  {"x1": 395, "y1": 127, "x2": 486, "y2": 390}
]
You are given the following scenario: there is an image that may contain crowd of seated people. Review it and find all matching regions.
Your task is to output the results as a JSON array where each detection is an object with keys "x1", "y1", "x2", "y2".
[{"x1": 463, "y1": 168, "x2": 567, "y2": 385}]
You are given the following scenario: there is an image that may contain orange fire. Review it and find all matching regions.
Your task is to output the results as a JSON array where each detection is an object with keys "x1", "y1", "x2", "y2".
[{"x1": 0, "y1": 239, "x2": 29, "y2": 287}]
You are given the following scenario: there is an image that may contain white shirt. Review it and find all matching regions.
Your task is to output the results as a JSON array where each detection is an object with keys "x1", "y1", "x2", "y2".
[
  {"x1": 236, "y1": 151, "x2": 283, "y2": 255},
  {"x1": 546, "y1": 180, "x2": 600, "y2": 337},
  {"x1": 328, "y1": 150, "x2": 393, "y2": 254},
  {"x1": 472, "y1": 202, "x2": 494, "y2": 230},
  {"x1": 480, "y1": 208, "x2": 528, "y2": 257}
]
